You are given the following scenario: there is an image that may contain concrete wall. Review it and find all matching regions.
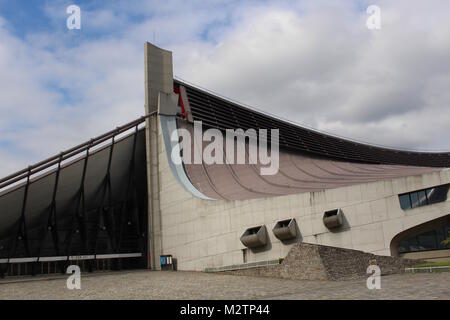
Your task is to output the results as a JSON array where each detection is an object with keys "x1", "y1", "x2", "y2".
[
  {"x1": 223, "y1": 243, "x2": 418, "y2": 281},
  {"x1": 154, "y1": 115, "x2": 450, "y2": 271}
]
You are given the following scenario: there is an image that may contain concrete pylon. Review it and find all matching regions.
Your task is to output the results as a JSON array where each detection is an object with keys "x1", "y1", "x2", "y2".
[
  {"x1": 144, "y1": 42, "x2": 174, "y2": 114},
  {"x1": 144, "y1": 42, "x2": 174, "y2": 269}
]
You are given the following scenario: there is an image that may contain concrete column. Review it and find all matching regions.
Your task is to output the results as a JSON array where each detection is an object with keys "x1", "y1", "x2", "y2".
[
  {"x1": 144, "y1": 42, "x2": 173, "y2": 269},
  {"x1": 145, "y1": 42, "x2": 173, "y2": 114}
]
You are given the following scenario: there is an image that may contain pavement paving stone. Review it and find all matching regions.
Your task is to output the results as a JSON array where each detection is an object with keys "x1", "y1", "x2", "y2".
[{"x1": 0, "y1": 270, "x2": 448, "y2": 300}]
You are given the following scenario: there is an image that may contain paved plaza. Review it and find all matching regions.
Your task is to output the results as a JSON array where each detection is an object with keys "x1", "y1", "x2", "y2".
[{"x1": 0, "y1": 270, "x2": 449, "y2": 300}]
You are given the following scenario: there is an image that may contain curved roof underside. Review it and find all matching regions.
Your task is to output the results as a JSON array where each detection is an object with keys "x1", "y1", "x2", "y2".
[
  {"x1": 177, "y1": 119, "x2": 439, "y2": 200},
  {"x1": 176, "y1": 80, "x2": 450, "y2": 167}
]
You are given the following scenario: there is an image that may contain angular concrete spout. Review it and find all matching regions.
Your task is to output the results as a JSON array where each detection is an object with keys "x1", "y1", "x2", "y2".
[
  {"x1": 240, "y1": 225, "x2": 268, "y2": 248},
  {"x1": 323, "y1": 209, "x2": 344, "y2": 229},
  {"x1": 273, "y1": 218, "x2": 297, "y2": 240}
]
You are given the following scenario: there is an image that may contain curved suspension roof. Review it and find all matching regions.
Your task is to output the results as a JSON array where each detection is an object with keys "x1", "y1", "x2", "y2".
[{"x1": 175, "y1": 80, "x2": 450, "y2": 168}]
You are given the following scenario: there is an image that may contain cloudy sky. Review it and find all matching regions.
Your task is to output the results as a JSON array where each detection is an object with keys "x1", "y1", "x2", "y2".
[{"x1": 0, "y1": 0, "x2": 449, "y2": 177}]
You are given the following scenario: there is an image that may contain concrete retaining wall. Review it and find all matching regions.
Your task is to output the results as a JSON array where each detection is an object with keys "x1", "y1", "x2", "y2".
[{"x1": 223, "y1": 243, "x2": 418, "y2": 281}]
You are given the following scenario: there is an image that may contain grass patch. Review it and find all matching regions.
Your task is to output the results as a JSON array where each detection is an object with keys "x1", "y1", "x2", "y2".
[{"x1": 413, "y1": 260, "x2": 450, "y2": 268}]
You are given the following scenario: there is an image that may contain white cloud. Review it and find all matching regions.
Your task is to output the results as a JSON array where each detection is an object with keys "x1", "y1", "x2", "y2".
[
  {"x1": 0, "y1": 0, "x2": 449, "y2": 179},
  {"x1": 175, "y1": 0, "x2": 450, "y2": 151}
]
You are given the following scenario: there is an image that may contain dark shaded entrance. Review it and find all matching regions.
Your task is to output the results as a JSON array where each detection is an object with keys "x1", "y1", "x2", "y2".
[{"x1": 390, "y1": 215, "x2": 450, "y2": 258}]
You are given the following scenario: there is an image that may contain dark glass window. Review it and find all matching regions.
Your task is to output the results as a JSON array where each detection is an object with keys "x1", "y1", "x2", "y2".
[
  {"x1": 417, "y1": 231, "x2": 438, "y2": 250},
  {"x1": 417, "y1": 190, "x2": 428, "y2": 207},
  {"x1": 398, "y1": 184, "x2": 449, "y2": 210},
  {"x1": 398, "y1": 226, "x2": 450, "y2": 254},
  {"x1": 410, "y1": 192, "x2": 419, "y2": 208},
  {"x1": 436, "y1": 228, "x2": 445, "y2": 246},
  {"x1": 399, "y1": 194, "x2": 411, "y2": 210},
  {"x1": 407, "y1": 237, "x2": 420, "y2": 252},
  {"x1": 425, "y1": 188, "x2": 434, "y2": 200},
  {"x1": 427, "y1": 185, "x2": 449, "y2": 204},
  {"x1": 398, "y1": 240, "x2": 409, "y2": 253}
]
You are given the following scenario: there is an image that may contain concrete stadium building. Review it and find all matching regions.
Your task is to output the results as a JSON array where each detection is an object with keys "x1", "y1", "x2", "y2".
[{"x1": 0, "y1": 42, "x2": 449, "y2": 277}]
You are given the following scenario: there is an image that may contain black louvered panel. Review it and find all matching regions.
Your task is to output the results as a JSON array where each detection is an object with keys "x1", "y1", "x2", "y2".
[{"x1": 176, "y1": 80, "x2": 450, "y2": 167}]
